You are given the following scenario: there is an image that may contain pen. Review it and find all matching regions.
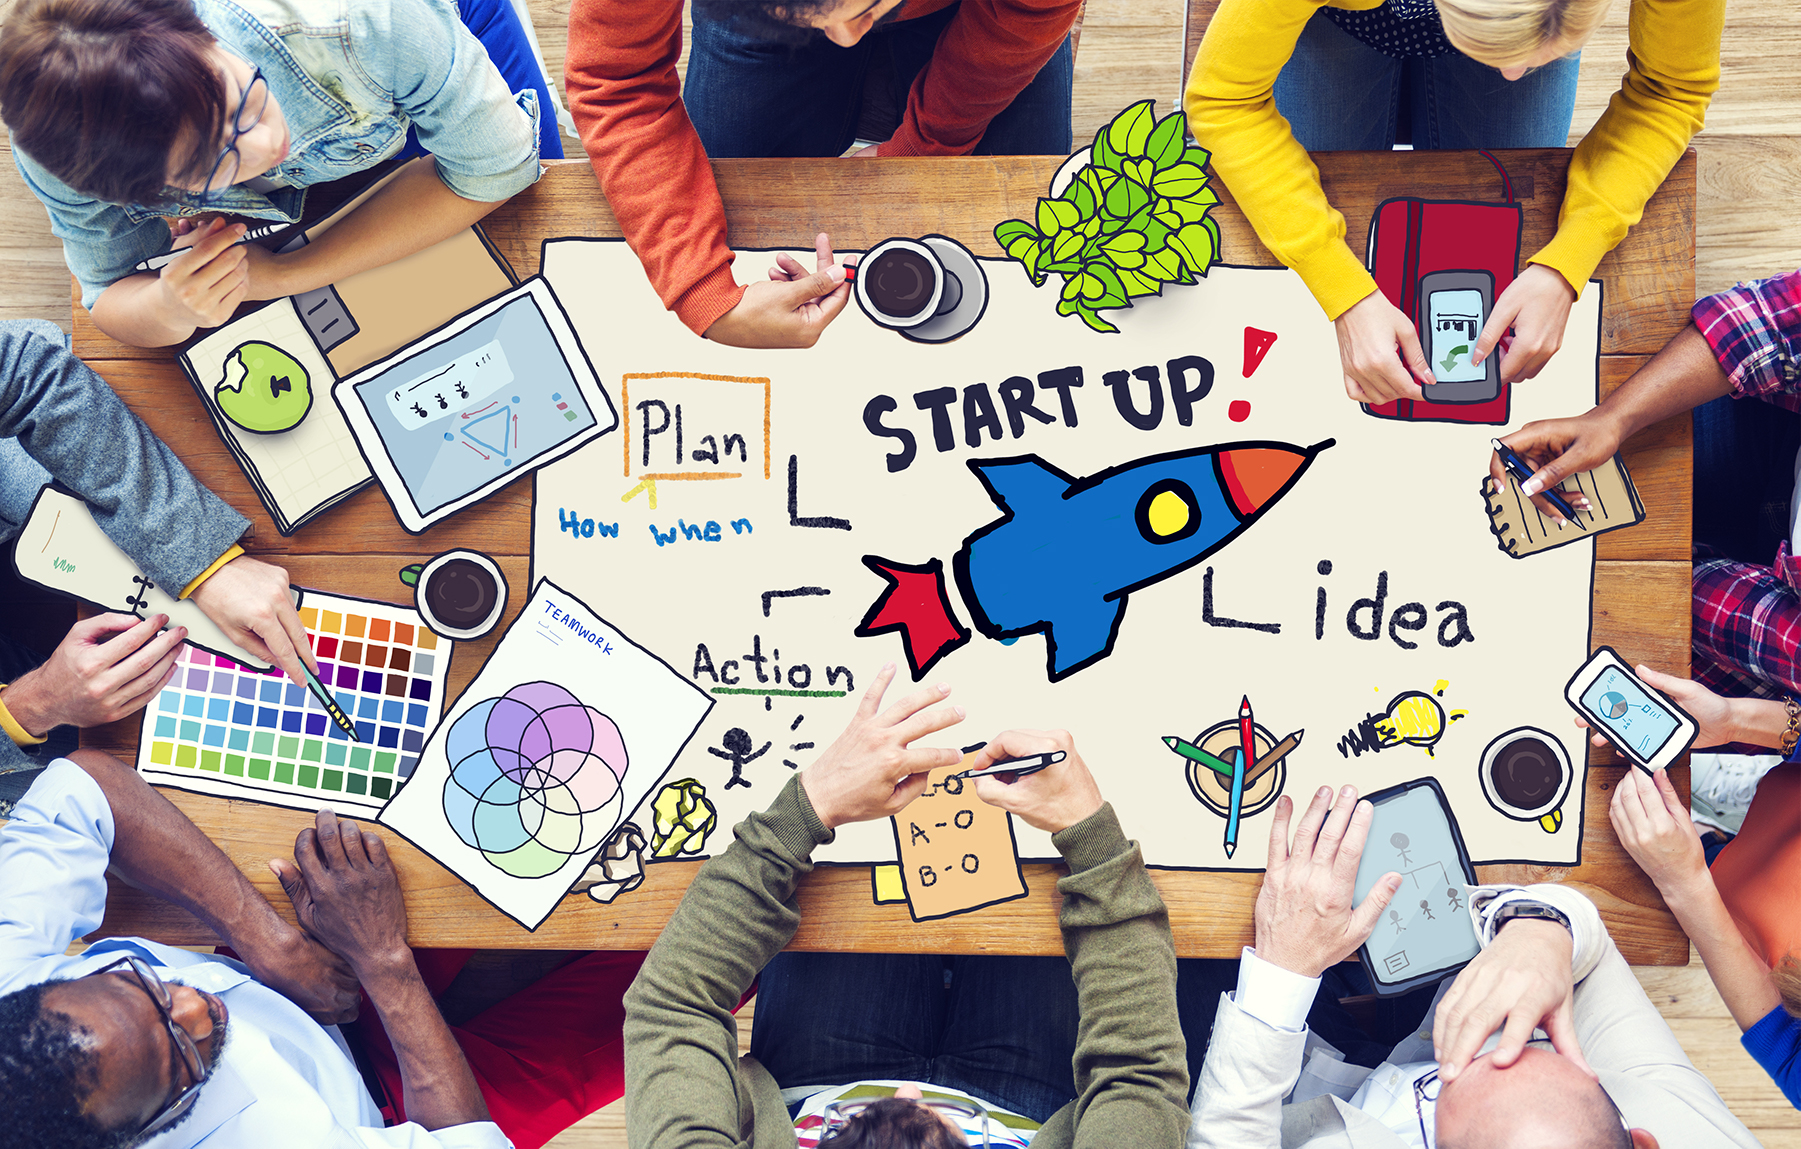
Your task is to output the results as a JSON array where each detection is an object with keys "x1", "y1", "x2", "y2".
[
  {"x1": 134, "y1": 222, "x2": 288, "y2": 273},
  {"x1": 1491, "y1": 438, "x2": 1584, "y2": 528},
  {"x1": 953, "y1": 750, "x2": 1065, "y2": 781},
  {"x1": 299, "y1": 660, "x2": 361, "y2": 742}
]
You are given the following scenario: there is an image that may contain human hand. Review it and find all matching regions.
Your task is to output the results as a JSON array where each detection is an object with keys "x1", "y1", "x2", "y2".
[
  {"x1": 1333, "y1": 290, "x2": 1432, "y2": 405},
  {"x1": 1574, "y1": 665, "x2": 1731, "y2": 750},
  {"x1": 154, "y1": 217, "x2": 252, "y2": 331},
  {"x1": 3, "y1": 613, "x2": 185, "y2": 735},
  {"x1": 1253, "y1": 785, "x2": 1401, "y2": 979},
  {"x1": 705, "y1": 232, "x2": 854, "y2": 349},
  {"x1": 849, "y1": 143, "x2": 881, "y2": 157},
  {"x1": 1610, "y1": 765, "x2": 1709, "y2": 895},
  {"x1": 1474, "y1": 264, "x2": 1577, "y2": 384},
  {"x1": 271, "y1": 810, "x2": 411, "y2": 978},
  {"x1": 1435, "y1": 917, "x2": 1591, "y2": 1081},
  {"x1": 1488, "y1": 412, "x2": 1619, "y2": 523},
  {"x1": 237, "y1": 923, "x2": 362, "y2": 1024},
  {"x1": 798, "y1": 663, "x2": 964, "y2": 829},
  {"x1": 189, "y1": 555, "x2": 317, "y2": 683},
  {"x1": 968, "y1": 729, "x2": 1103, "y2": 834}
]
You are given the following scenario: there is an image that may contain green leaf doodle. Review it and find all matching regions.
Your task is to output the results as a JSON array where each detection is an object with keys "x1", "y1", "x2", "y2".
[{"x1": 989, "y1": 100, "x2": 1222, "y2": 333}]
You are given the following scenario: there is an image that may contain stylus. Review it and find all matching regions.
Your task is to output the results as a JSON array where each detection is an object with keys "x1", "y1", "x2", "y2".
[{"x1": 1491, "y1": 439, "x2": 1584, "y2": 527}]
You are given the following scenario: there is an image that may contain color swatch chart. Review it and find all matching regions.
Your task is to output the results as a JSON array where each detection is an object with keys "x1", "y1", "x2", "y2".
[{"x1": 135, "y1": 591, "x2": 454, "y2": 815}]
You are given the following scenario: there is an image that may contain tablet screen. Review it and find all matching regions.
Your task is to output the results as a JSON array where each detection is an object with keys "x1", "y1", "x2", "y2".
[
  {"x1": 1580, "y1": 665, "x2": 1680, "y2": 761},
  {"x1": 1353, "y1": 783, "x2": 1479, "y2": 990},
  {"x1": 349, "y1": 293, "x2": 600, "y2": 518}
]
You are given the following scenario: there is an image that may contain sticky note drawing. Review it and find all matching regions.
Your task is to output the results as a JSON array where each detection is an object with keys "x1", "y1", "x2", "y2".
[
  {"x1": 860, "y1": 440, "x2": 1332, "y2": 682},
  {"x1": 890, "y1": 761, "x2": 1027, "y2": 922},
  {"x1": 444, "y1": 682, "x2": 628, "y2": 879},
  {"x1": 215, "y1": 340, "x2": 314, "y2": 434}
]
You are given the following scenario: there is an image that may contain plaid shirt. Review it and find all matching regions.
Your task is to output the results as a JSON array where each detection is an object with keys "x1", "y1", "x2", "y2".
[
  {"x1": 1693, "y1": 269, "x2": 1801, "y2": 411},
  {"x1": 1691, "y1": 269, "x2": 1801, "y2": 701}
]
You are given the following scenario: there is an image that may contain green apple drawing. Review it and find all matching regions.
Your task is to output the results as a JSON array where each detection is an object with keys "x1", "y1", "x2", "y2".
[{"x1": 215, "y1": 340, "x2": 312, "y2": 434}]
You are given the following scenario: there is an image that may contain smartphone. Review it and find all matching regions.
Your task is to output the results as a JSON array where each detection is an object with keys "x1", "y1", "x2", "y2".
[
  {"x1": 1352, "y1": 777, "x2": 1480, "y2": 997},
  {"x1": 1417, "y1": 270, "x2": 1500, "y2": 404},
  {"x1": 1563, "y1": 646, "x2": 1699, "y2": 773}
]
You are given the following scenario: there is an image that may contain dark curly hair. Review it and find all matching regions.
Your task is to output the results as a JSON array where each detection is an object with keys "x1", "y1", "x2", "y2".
[
  {"x1": 0, "y1": 979, "x2": 135, "y2": 1149},
  {"x1": 0, "y1": 0, "x2": 229, "y2": 205},
  {"x1": 820, "y1": 1097, "x2": 970, "y2": 1148}
]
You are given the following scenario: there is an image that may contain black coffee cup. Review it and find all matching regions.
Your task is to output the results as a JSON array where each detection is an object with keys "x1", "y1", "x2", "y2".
[
  {"x1": 412, "y1": 549, "x2": 508, "y2": 640},
  {"x1": 856, "y1": 238, "x2": 964, "y2": 329}
]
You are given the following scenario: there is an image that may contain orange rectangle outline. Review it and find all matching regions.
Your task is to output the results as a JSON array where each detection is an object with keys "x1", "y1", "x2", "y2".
[{"x1": 620, "y1": 371, "x2": 772, "y2": 481}]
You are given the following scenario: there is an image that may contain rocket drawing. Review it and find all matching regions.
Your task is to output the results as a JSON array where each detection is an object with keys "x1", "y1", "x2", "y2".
[{"x1": 857, "y1": 439, "x2": 1334, "y2": 682}]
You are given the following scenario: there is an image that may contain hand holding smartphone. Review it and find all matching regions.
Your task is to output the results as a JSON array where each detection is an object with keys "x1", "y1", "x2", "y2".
[{"x1": 1564, "y1": 647, "x2": 1698, "y2": 772}]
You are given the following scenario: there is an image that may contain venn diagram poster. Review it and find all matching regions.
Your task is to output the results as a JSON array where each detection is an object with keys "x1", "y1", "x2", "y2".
[
  {"x1": 380, "y1": 578, "x2": 711, "y2": 927},
  {"x1": 527, "y1": 237, "x2": 1601, "y2": 887}
]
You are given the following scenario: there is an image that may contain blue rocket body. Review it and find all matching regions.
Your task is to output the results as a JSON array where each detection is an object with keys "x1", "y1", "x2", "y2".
[{"x1": 951, "y1": 442, "x2": 1328, "y2": 681}]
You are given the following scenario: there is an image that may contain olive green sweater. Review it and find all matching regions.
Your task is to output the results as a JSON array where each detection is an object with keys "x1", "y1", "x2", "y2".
[{"x1": 623, "y1": 774, "x2": 1190, "y2": 1148}]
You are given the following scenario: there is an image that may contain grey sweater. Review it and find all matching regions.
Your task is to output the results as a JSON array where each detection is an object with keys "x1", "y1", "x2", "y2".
[{"x1": 623, "y1": 773, "x2": 1191, "y2": 1148}]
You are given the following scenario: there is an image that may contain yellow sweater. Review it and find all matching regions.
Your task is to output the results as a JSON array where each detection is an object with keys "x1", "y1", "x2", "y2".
[{"x1": 1184, "y1": 0, "x2": 1723, "y2": 319}]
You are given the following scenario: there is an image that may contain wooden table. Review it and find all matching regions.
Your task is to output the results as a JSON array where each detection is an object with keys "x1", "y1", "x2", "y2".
[{"x1": 72, "y1": 149, "x2": 1696, "y2": 963}]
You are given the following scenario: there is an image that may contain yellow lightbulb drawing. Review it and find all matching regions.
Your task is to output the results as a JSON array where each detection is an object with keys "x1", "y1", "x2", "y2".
[{"x1": 1372, "y1": 686, "x2": 1468, "y2": 758}]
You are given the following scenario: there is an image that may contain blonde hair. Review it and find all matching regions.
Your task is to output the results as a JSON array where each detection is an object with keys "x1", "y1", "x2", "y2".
[
  {"x1": 1777, "y1": 954, "x2": 1801, "y2": 1019},
  {"x1": 1434, "y1": 0, "x2": 1614, "y2": 69}
]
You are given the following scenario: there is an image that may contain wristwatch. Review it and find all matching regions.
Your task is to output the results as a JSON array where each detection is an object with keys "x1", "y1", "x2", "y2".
[{"x1": 1491, "y1": 899, "x2": 1571, "y2": 935}]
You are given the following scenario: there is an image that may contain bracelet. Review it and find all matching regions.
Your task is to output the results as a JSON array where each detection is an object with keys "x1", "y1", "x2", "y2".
[{"x1": 1782, "y1": 697, "x2": 1800, "y2": 758}]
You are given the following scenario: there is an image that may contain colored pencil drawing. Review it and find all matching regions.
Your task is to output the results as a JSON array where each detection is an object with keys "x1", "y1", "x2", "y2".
[
  {"x1": 1336, "y1": 682, "x2": 1469, "y2": 761},
  {"x1": 214, "y1": 340, "x2": 314, "y2": 434}
]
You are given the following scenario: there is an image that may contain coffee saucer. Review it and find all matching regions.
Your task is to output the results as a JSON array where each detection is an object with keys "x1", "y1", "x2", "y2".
[{"x1": 903, "y1": 235, "x2": 989, "y2": 344}]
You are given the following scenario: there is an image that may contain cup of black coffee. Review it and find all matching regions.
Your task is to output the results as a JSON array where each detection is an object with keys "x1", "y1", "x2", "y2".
[
  {"x1": 856, "y1": 238, "x2": 960, "y2": 330},
  {"x1": 1478, "y1": 726, "x2": 1573, "y2": 833},
  {"x1": 412, "y1": 549, "x2": 508, "y2": 640}
]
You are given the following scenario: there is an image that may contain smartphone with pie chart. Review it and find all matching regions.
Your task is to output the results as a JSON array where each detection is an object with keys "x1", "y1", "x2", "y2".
[{"x1": 1564, "y1": 647, "x2": 1698, "y2": 773}]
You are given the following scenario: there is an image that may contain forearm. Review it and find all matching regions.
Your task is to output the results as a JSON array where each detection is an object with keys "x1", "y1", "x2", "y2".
[
  {"x1": 1720, "y1": 697, "x2": 1792, "y2": 749},
  {"x1": 255, "y1": 161, "x2": 500, "y2": 301},
  {"x1": 1659, "y1": 870, "x2": 1781, "y2": 1031},
  {"x1": 65, "y1": 749, "x2": 299, "y2": 960},
  {"x1": 359, "y1": 956, "x2": 489, "y2": 1129},
  {"x1": 88, "y1": 274, "x2": 203, "y2": 349},
  {"x1": 1595, "y1": 324, "x2": 1732, "y2": 444}
]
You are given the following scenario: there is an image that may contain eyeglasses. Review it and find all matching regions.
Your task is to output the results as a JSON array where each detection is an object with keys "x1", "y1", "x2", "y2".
[
  {"x1": 89, "y1": 956, "x2": 214, "y2": 1137},
  {"x1": 195, "y1": 64, "x2": 269, "y2": 205},
  {"x1": 822, "y1": 1095, "x2": 990, "y2": 1146},
  {"x1": 1414, "y1": 1068, "x2": 1629, "y2": 1149}
]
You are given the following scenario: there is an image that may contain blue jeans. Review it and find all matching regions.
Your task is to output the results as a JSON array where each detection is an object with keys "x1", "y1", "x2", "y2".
[
  {"x1": 399, "y1": 0, "x2": 562, "y2": 163},
  {"x1": 1276, "y1": 11, "x2": 1580, "y2": 151},
  {"x1": 748, "y1": 952, "x2": 1081, "y2": 1122},
  {"x1": 1693, "y1": 396, "x2": 1801, "y2": 565},
  {"x1": 685, "y1": 2, "x2": 1073, "y2": 158}
]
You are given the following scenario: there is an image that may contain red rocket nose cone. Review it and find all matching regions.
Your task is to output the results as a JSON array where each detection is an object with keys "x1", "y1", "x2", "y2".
[{"x1": 1218, "y1": 447, "x2": 1309, "y2": 518}]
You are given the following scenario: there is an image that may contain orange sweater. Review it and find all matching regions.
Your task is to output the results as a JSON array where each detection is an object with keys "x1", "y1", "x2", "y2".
[{"x1": 566, "y1": 0, "x2": 1082, "y2": 336}]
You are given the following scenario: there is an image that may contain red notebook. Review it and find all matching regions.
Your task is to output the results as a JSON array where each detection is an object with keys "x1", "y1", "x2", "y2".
[{"x1": 1361, "y1": 197, "x2": 1522, "y2": 425}]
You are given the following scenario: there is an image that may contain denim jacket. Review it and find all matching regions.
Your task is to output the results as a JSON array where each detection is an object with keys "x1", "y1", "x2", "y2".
[{"x1": 14, "y1": 0, "x2": 542, "y2": 309}]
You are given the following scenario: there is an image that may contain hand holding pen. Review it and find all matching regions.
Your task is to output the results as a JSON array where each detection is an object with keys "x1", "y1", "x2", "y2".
[
  {"x1": 1489, "y1": 436, "x2": 1593, "y2": 527},
  {"x1": 961, "y1": 731, "x2": 1102, "y2": 834},
  {"x1": 145, "y1": 217, "x2": 263, "y2": 331}
]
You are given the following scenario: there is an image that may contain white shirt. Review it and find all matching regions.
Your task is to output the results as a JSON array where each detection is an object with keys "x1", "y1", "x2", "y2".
[{"x1": 0, "y1": 761, "x2": 508, "y2": 1149}]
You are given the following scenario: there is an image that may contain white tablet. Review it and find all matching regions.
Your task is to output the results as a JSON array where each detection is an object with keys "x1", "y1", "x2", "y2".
[{"x1": 332, "y1": 278, "x2": 617, "y2": 533}]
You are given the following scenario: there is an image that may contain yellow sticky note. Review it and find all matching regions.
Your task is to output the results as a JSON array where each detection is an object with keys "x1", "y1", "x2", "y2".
[{"x1": 872, "y1": 864, "x2": 907, "y2": 904}]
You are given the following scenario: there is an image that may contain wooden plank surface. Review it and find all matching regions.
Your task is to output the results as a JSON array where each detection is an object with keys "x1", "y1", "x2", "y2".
[{"x1": 66, "y1": 147, "x2": 1693, "y2": 962}]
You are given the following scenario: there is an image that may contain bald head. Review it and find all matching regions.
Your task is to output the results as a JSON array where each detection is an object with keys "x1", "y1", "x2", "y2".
[{"x1": 1435, "y1": 1048, "x2": 1636, "y2": 1149}]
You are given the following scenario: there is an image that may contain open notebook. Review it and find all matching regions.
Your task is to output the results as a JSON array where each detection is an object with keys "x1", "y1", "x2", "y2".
[
  {"x1": 1483, "y1": 453, "x2": 1645, "y2": 558},
  {"x1": 12, "y1": 485, "x2": 278, "y2": 669},
  {"x1": 177, "y1": 185, "x2": 515, "y2": 534}
]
